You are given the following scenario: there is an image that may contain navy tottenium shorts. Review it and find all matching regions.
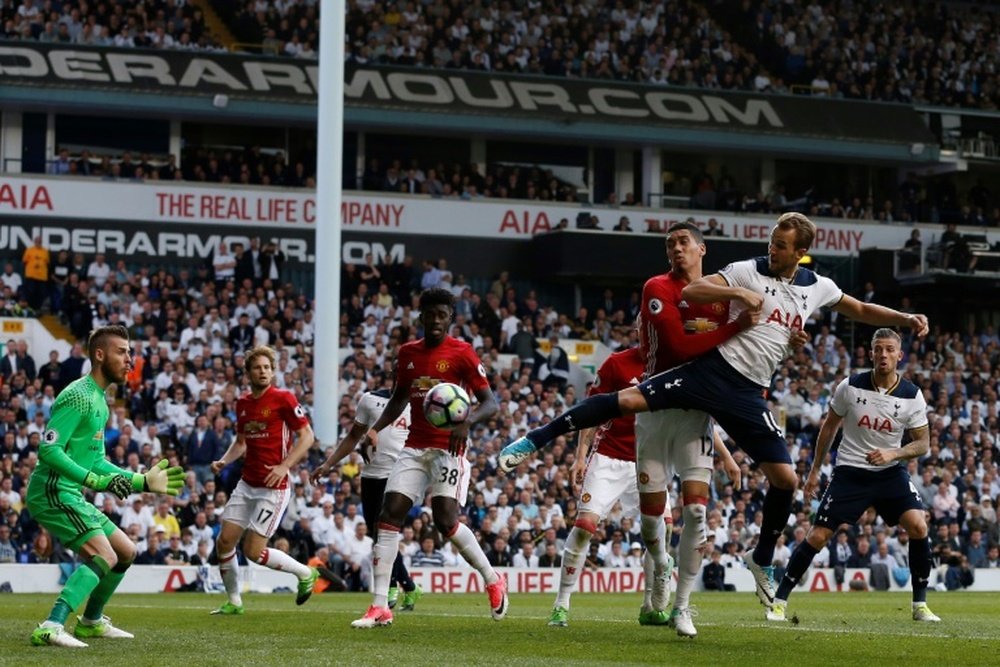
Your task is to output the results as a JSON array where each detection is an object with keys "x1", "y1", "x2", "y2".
[{"x1": 635, "y1": 349, "x2": 790, "y2": 464}]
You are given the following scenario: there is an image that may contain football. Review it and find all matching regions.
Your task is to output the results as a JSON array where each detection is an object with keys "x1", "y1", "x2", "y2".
[{"x1": 422, "y1": 382, "x2": 471, "y2": 430}]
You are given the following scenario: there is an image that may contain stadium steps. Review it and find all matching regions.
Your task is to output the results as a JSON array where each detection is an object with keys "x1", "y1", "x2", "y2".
[
  {"x1": 193, "y1": 0, "x2": 238, "y2": 50},
  {"x1": 38, "y1": 314, "x2": 74, "y2": 343}
]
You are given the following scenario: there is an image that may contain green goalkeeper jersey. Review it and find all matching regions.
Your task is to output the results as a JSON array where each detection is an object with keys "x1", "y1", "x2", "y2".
[{"x1": 29, "y1": 375, "x2": 112, "y2": 499}]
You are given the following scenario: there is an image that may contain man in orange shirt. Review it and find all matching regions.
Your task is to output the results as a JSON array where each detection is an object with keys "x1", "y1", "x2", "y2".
[{"x1": 22, "y1": 236, "x2": 50, "y2": 311}]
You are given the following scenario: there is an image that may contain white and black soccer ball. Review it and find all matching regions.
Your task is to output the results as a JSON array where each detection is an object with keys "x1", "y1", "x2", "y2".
[{"x1": 422, "y1": 382, "x2": 471, "y2": 431}]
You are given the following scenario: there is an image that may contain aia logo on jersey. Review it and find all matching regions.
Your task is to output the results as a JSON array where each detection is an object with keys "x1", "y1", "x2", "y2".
[
  {"x1": 436, "y1": 359, "x2": 450, "y2": 373},
  {"x1": 766, "y1": 309, "x2": 804, "y2": 330},
  {"x1": 857, "y1": 415, "x2": 893, "y2": 432},
  {"x1": 244, "y1": 420, "x2": 267, "y2": 434}
]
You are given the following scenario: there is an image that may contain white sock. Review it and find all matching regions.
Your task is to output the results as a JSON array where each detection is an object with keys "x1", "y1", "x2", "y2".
[
  {"x1": 640, "y1": 512, "x2": 669, "y2": 570},
  {"x1": 219, "y1": 549, "x2": 242, "y2": 607},
  {"x1": 642, "y1": 548, "x2": 654, "y2": 610},
  {"x1": 555, "y1": 526, "x2": 591, "y2": 610},
  {"x1": 675, "y1": 503, "x2": 707, "y2": 611},
  {"x1": 372, "y1": 528, "x2": 400, "y2": 608},
  {"x1": 257, "y1": 547, "x2": 311, "y2": 579},
  {"x1": 449, "y1": 523, "x2": 498, "y2": 585}
]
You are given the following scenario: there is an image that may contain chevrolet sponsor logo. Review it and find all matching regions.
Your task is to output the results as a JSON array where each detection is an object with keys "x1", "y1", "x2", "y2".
[{"x1": 683, "y1": 318, "x2": 719, "y2": 333}]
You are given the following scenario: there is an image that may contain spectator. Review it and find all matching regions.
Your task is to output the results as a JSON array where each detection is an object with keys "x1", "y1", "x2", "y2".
[
  {"x1": 21, "y1": 236, "x2": 50, "y2": 311},
  {"x1": 704, "y1": 550, "x2": 735, "y2": 591}
]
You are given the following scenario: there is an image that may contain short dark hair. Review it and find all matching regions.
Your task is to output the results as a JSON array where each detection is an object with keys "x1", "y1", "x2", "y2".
[
  {"x1": 87, "y1": 325, "x2": 130, "y2": 360},
  {"x1": 666, "y1": 221, "x2": 705, "y2": 244},
  {"x1": 871, "y1": 328, "x2": 901, "y2": 348},
  {"x1": 419, "y1": 288, "x2": 455, "y2": 311}
]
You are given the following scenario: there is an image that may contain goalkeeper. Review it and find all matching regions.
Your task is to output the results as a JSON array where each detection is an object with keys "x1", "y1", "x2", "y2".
[{"x1": 27, "y1": 325, "x2": 184, "y2": 648}]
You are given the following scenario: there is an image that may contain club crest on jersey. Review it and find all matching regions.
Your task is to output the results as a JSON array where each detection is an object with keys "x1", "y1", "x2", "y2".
[
  {"x1": 261, "y1": 408, "x2": 271, "y2": 418},
  {"x1": 92, "y1": 430, "x2": 104, "y2": 441},
  {"x1": 766, "y1": 309, "x2": 803, "y2": 330},
  {"x1": 436, "y1": 359, "x2": 450, "y2": 373},
  {"x1": 857, "y1": 415, "x2": 893, "y2": 432},
  {"x1": 648, "y1": 298, "x2": 663, "y2": 314},
  {"x1": 639, "y1": 472, "x2": 650, "y2": 484},
  {"x1": 581, "y1": 493, "x2": 592, "y2": 503}
]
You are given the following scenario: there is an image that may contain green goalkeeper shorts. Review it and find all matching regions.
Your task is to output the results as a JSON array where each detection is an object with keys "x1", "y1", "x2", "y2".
[{"x1": 26, "y1": 479, "x2": 116, "y2": 552}]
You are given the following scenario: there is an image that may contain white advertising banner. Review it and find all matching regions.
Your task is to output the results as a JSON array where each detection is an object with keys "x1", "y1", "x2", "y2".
[
  {"x1": 3, "y1": 563, "x2": 995, "y2": 594},
  {"x1": 0, "y1": 175, "x2": 991, "y2": 256}
]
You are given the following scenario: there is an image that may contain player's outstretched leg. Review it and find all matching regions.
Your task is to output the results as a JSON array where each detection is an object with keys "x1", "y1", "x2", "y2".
[{"x1": 498, "y1": 393, "x2": 624, "y2": 473}]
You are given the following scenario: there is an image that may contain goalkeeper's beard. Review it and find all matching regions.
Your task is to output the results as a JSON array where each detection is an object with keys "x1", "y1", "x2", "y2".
[{"x1": 102, "y1": 359, "x2": 128, "y2": 385}]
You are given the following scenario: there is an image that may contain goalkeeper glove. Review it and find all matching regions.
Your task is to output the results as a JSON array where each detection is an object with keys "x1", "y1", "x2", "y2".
[
  {"x1": 140, "y1": 459, "x2": 185, "y2": 496},
  {"x1": 83, "y1": 472, "x2": 133, "y2": 500}
]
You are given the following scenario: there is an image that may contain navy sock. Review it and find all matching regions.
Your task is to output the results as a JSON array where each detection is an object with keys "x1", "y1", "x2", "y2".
[
  {"x1": 754, "y1": 486, "x2": 794, "y2": 566},
  {"x1": 392, "y1": 553, "x2": 415, "y2": 592},
  {"x1": 776, "y1": 541, "x2": 819, "y2": 601},
  {"x1": 528, "y1": 392, "x2": 622, "y2": 447},
  {"x1": 910, "y1": 537, "x2": 931, "y2": 603}
]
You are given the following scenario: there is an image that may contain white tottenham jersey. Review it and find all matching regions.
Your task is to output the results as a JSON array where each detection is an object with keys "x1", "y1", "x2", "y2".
[
  {"x1": 719, "y1": 257, "x2": 843, "y2": 387},
  {"x1": 828, "y1": 372, "x2": 928, "y2": 471},
  {"x1": 355, "y1": 390, "x2": 410, "y2": 479}
]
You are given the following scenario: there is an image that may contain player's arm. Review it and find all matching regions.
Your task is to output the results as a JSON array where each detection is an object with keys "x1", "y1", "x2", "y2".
[
  {"x1": 646, "y1": 282, "x2": 754, "y2": 361},
  {"x1": 804, "y1": 408, "x2": 845, "y2": 499},
  {"x1": 571, "y1": 428, "x2": 596, "y2": 493},
  {"x1": 311, "y1": 420, "x2": 368, "y2": 483},
  {"x1": 713, "y1": 431, "x2": 741, "y2": 490},
  {"x1": 264, "y1": 422, "x2": 315, "y2": 488},
  {"x1": 681, "y1": 273, "x2": 763, "y2": 312},
  {"x1": 212, "y1": 433, "x2": 247, "y2": 473},
  {"x1": 832, "y1": 294, "x2": 928, "y2": 337},
  {"x1": 865, "y1": 425, "x2": 929, "y2": 466}
]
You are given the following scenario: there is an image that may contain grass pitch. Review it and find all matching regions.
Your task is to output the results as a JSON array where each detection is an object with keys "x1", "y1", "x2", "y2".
[{"x1": 1, "y1": 590, "x2": 996, "y2": 666}]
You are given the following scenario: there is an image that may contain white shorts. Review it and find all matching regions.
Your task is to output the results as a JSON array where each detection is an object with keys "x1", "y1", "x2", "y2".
[
  {"x1": 384, "y1": 447, "x2": 470, "y2": 506},
  {"x1": 221, "y1": 479, "x2": 291, "y2": 538},
  {"x1": 635, "y1": 409, "x2": 714, "y2": 491},
  {"x1": 578, "y1": 453, "x2": 640, "y2": 522}
]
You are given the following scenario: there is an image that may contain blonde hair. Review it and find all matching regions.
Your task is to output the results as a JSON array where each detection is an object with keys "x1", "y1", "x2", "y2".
[
  {"x1": 775, "y1": 212, "x2": 816, "y2": 250},
  {"x1": 244, "y1": 345, "x2": 276, "y2": 373}
]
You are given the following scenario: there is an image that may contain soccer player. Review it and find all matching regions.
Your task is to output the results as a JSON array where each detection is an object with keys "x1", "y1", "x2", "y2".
[
  {"x1": 209, "y1": 345, "x2": 318, "y2": 615},
  {"x1": 27, "y1": 325, "x2": 184, "y2": 647},
  {"x1": 499, "y1": 212, "x2": 928, "y2": 611},
  {"x1": 312, "y1": 388, "x2": 422, "y2": 610},
  {"x1": 547, "y1": 343, "x2": 741, "y2": 628},
  {"x1": 635, "y1": 222, "x2": 755, "y2": 637},
  {"x1": 767, "y1": 328, "x2": 939, "y2": 623},
  {"x1": 351, "y1": 288, "x2": 505, "y2": 628}
]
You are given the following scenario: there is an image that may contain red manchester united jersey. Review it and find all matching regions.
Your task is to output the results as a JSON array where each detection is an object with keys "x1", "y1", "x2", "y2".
[
  {"x1": 237, "y1": 386, "x2": 310, "y2": 489},
  {"x1": 396, "y1": 336, "x2": 490, "y2": 451},
  {"x1": 588, "y1": 347, "x2": 644, "y2": 462},
  {"x1": 639, "y1": 272, "x2": 740, "y2": 379}
]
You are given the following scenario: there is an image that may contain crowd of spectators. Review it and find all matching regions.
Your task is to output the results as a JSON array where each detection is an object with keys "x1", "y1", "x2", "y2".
[
  {"x1": 1, "y1": 0, "x2": 224, "y2": 51},
  {"x1": 5, "y1": 0, "x2": 999, "y2": 111},
  {"x1": 45, "y1": 146, "x2": 317, "y2": 188},
  {"x1": 314, "y1": 0, "x2": 1000, "y2": 111},
  {"x1": 1, "y1": 239, "x2": 999, "y2": 594},
  {"x1": 722, "y1": 0, "x2": 1000, "y2": 110}
]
